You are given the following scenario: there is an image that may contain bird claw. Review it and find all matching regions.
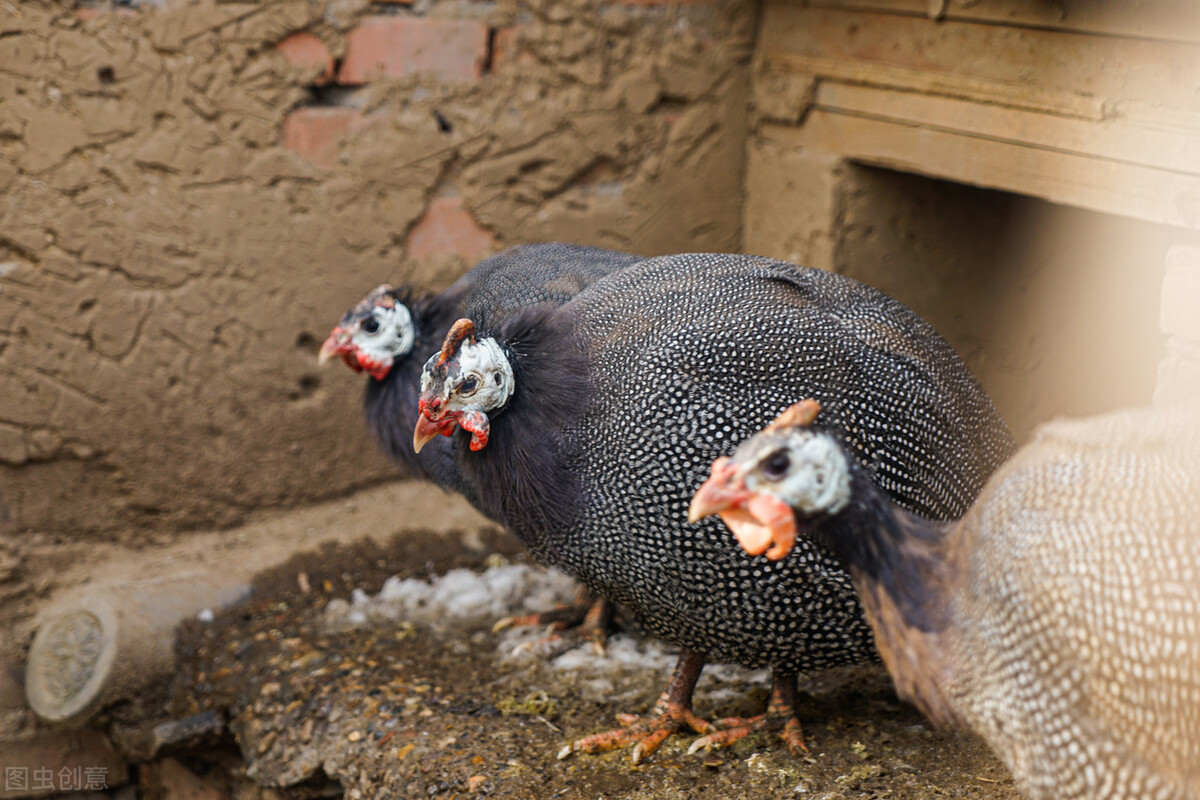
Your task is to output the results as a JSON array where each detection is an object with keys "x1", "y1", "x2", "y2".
[
  {"x1": 494, "y1": 596, "x2": 614, "y2": 658},
  {"x1": 558, "y1": 704, "x2": 714, "y2": 763}
]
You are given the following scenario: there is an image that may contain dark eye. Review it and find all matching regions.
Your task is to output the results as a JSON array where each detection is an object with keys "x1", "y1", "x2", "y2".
[
  {"x1": 460, "y1": 376, "x2": 479, "y2": 396},
  {"x1": 493, "y1": 373, "x2": 502, "y2": 385},
  {"x1": 763, "y1": 450, "x2": 791, "y2": 479},
  {"x1": 360, "y1": 315, "x2": 380, "y2": 335}
]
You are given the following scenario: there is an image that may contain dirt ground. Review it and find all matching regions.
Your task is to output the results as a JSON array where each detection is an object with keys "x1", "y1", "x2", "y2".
[{"x1": 165, "y1": 523, "x2": 1021, "y2": 800}]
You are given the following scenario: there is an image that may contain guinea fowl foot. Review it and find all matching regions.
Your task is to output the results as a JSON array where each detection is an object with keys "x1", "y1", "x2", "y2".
[
  {"x1": 687, "y1": 672, "x2": 810, "y2": 757},
  {"x1": 558, "y1": 649, "x2": 710, "y2": 763},
  {"x1": 494, "y1": 594, "x2": 612, "y2": 656}
]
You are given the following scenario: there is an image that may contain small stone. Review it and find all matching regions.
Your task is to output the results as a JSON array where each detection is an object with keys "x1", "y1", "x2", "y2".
[{"x1": 348, "y1": 730, "x2": 363, "y2": 742}]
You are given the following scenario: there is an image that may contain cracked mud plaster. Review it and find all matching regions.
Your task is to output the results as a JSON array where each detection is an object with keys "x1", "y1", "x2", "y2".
[{"x1": 0, "y1": 0, "x2": 754, "y2": 540}]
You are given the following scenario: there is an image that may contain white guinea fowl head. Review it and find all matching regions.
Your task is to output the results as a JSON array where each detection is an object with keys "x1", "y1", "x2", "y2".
[
  {"x1": 319, "y1": 285, "x2": 416, "y2": 381},
  {"x1": 413, "y1": 318, "x2": 515, "y2": 453},
  {"x1": 689, "y1": 399, "x2": 852, "y2": 561}
]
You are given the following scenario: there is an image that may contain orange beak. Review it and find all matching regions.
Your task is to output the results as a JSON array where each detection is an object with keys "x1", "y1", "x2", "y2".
[
  {"x1": 319, "y1": 327, "x2": 353, "y2": 366},
  {"x1": 689, "y1": 457, "x2": 798, "y2": 561},
  {"x1": 688, "y1": 457, "x2": 750, "y2": 522},
  {"x1": 413, "y1": 413, "x2": 459, "y2": 454}
]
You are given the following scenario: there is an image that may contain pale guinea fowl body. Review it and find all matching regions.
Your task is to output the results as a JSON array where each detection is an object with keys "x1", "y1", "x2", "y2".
[
  {"x1": 946, "y1": 409, "x2": 1200, "y2": 799},
  {"x1": 700, "y1": 404, "x2": 1200, "y2": 798}
]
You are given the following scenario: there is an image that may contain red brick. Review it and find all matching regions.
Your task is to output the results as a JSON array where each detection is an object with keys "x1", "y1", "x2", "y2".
[
  {"x1": 338, "y1": 17, "x2": 488, "y2": 85},
  {"x1": 491, "y1": 25, "x2": 534, "y2": 71},
  {"x1": 276, "y1": 32, "x2": 334, "y2": 85},
  {"x1": 73, "y1": 6, "x2": 136, "y2": 20},
  {"x1": 281, "y1": 107, "x2": 363, "y2": 168},
  {"x1": 407, "y1": 196, "x2": 495, "y2": 262}
]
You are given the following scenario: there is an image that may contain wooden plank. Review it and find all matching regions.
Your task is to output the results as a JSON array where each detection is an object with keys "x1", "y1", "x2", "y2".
[
  {"x1": 758, "y1": 5, "x2": 1200, "y2": 110},
  {"x1": 814, "y1": 81, "x2": 1200, "y2": 175},
  {"x1": 771, "y1": 0, "x2": 1200, "y2": 46},
  {"x1": 762, "y1": 52, "x2": 1104, "y2": 120},
  {"x1": 767, "y1": 111, "x2": 1200, "y2": 230}
]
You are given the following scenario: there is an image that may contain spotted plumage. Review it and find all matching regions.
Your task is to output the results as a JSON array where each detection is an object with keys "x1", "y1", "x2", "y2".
[
  {"x1": 417, "y1": 253, "x2": 1014, "y2": 747},
  {"x1": 698, "y1": 402, "x2": 1200, "y2": 799}
]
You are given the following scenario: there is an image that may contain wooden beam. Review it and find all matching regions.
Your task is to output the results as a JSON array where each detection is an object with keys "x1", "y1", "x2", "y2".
[
  {"x1": 761, "y1": 52, "x2": 1104, "y2": 120},
  {"x1": 813, "y1": 81, "x2": 1200, "y2": 175},
  {"x1": 758, "y1": 5, "x2": 1200, "y2": 110},
  {"x1": 767, "y1": 112, "x2": 1200, "y2": 230},
  {"x1": 774, "y1": 0, "x2": 1200, "y2": 46}
]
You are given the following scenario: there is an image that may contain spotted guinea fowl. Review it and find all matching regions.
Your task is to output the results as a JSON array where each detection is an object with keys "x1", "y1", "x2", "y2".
[
  {"x1": 413, "y1": 253, "x2": 1015, "y2": 761},
  {"x1": 691, "y1": 399, "x2": 1200, "y2": 799},
  {"x1": 320, "y1": 243, "x2": 642, "y2": 640}
]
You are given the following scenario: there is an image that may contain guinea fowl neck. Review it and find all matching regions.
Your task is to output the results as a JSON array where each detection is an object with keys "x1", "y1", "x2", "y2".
[
  {"x1": 455, "y1": 304, "x2": 589, "y2": 556},
  {"x1": 363, "y1": 291, "x2": 461, "y2": 489},
  {"x1": 810, "y1": 464, "x2": 965, "y2": 727}
]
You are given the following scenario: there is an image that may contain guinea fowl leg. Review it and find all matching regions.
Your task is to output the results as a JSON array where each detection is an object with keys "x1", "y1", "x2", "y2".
[
  {"x1": 688, "y1": 671, "x2": 809, "y2": 756},
  {"x1": 493, "y1": 593, "x2": 613, "y2": 655},
  {"x1": 558, "y1": 648, "x2": 713, "y2": 764}
]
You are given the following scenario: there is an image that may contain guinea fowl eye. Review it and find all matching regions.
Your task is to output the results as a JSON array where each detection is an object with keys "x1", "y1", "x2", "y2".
[
  {"x1": 460, "y1": 376, "x2": 479, "y2": 396},
  {"x1": 360, "y1": 315, "x2": 380, "y2": 335},
  {"x1": 763, "y1": 451, "x2": 791, "y2": 479}
]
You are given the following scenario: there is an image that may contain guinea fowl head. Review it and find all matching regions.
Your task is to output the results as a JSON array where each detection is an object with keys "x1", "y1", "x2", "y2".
[
  {"x1": 319, "y1": 285, "x2": 416, "y2": 381},
  {"x1": 689, "y1": 399, "x2": 852, "y2": 561},
  {"x1": 413, "y1": 318, "x2": 515, "y2": 454}
]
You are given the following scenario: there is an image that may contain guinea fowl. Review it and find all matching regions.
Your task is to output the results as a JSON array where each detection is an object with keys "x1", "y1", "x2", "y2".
[
  {"x1": 320, "y1": 243, "x2": 642, "y2": 641},
  {"x1": 413, "y1": 253, "x2": 1015, "y2": 761},
  {"x1": 690, "y1": 400, "x2": 1200, "y2": 799}
]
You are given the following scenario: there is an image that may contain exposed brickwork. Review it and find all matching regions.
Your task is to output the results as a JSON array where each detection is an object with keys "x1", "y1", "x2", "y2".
[
  {"x1": 276, "y1": 32, "x2": 334, "y2": 85},
  {"x1": 281, "y1": 107, "x2": 364, "y2": 168},
  {"x1": 72, "y1": 6, "x2": 135, "y2": 20},
  {"x1": 338, "y1": 17, "x2": 489, "y2": 85},
  {"x1": 407, "y1": 196, "x2": 496, "y2": 262},
  {"x1": 492, "y1": 26, "x2": 533, "y2": 71}
]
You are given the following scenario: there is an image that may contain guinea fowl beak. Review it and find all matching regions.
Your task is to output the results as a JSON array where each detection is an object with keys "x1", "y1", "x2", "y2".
[
  {"x1": 412, "y1": 414, "x2": 443, "y2": 454},
  {"x1": 412, "y1": 404, "x2": 462, "y2": 454},
  {"x1": 688, "y1": 457, "x2": 749, "y2": 522},
  {"x1": 319, "y1": 327, "x2": 352, "y2": 365},
  {"x1": 689, "y1": 457, "x2": 798, "y2": 561}
]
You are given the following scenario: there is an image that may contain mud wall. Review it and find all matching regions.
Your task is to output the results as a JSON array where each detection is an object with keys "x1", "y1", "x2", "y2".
[{"x1": 0, "y1": 0, "x2": 755, "y2": 540}]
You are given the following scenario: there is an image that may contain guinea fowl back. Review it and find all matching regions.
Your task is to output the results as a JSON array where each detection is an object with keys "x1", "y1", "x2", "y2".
[
  {"x1": 515, "y1": 253, "x2": 1014, "y2": 669},
  {"x1": 952, "y1": 407, "x2": 1200, "y2": 799},
  {"x1": 456, "y1": 243, "x2": 642, "y2": 318}
]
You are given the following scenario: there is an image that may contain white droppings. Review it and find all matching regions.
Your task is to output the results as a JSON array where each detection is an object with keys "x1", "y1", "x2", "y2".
[{"x1": 323, "y1": 562, "x2": 580, "y2": 631}]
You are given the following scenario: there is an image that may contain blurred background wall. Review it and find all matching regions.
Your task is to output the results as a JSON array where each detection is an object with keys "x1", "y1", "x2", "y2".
[
  {"x1": 3, "y1": 1, "x2": 1200, "y2": 547},
  {"x1": 0, "y1": 0, "x2": 756, "y2": 542}
]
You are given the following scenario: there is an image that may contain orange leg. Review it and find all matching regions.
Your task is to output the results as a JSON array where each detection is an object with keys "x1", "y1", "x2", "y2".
[
  {"x1": 558, "y1": 649, "x2": 712, "y2": 764},
  {"x1": 688, "y1": 672, "x2": 810, "y2": 756}
]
